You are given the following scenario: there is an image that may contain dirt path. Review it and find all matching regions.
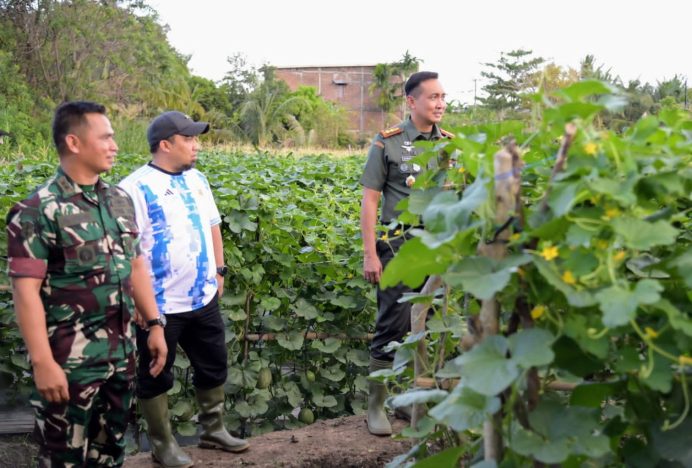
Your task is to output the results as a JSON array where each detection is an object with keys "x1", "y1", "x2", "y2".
[{"x1": 124, "y1": 415, "x2": 411, "y2": 467}]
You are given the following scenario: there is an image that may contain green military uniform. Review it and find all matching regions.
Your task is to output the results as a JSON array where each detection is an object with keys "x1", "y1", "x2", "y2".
[
  {"x1": 360, "y1": 117, "x2": 451, "y2": 360},
  {"x1": 6, "y1": 167, "x2": 141, "y2": 467}
]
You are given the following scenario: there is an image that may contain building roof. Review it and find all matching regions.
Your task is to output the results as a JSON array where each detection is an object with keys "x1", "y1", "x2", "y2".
[{"x1": 275, "y1": 64, "x2": 378, "y2": 70}]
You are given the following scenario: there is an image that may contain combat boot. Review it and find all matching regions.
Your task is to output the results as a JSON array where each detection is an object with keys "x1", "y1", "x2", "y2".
[
  {"x1": 139, "y1": 393, "x2": 193, "y2": 468},
  {"x1": 196, "y1": 385, "x2": 249, "y2": 453},
  {"x1": 367, "y1": 357, "x2": 393, "y2": 436}
]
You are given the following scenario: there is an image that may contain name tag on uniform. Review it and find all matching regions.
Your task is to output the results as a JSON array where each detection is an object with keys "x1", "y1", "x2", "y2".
[{"x1": 57, "y1": 212, "x2": 92, "y2": 228}]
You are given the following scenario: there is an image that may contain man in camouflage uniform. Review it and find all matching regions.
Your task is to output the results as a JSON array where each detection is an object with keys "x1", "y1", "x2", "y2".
[
  {"x1": 360, "y1": 71, "x2": 451, "y2": 435},
  {"x1": 6, "y1": 101, "x2": 167, "y2": 467}
]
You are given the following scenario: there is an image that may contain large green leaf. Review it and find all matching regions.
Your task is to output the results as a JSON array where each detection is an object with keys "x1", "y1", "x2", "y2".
[
  {"x1": 588, "y1": 175, "x2": 638, "y2": 205},
  {"x1": 411, "y1": 446, "x2": 466, "y2": 468},
  {"x1": 533, "y1": 257, "x2": 596, "y2": 307},
  {"x1": 612, "y1": 217, "x2": 679, "y2": 250},
  {"x1": 512, "y1": 400, "x2": 611, "y2": 463},
  {"x1": 547, "y1": 181, "x2": 580, "y2": 217},
  {"x1": 421, "y1": 175, "x2": 488, "y2": 239},
  {"x1": 276, "y1": 331, "x2": 305, "y2": 351},
  {"x1": 380, "y1": 237, "x2": 451, "y2": 288},
  {"x1": 652, "y1": 299, "x2": 692, "y2": 337},
  {"x1": 428, "y1": 383, "x2": 501, "y2": 431},
  {"x1": 312, "y1": 393, "x2": 338, "y2": 408},
  {"x1": 595, "y1": 279, "x2": 662, "y2": 327},
  {"x1": 390, "y1": 389, "x2": 448, "y2": 408},
  {"x1": 455, "y1": 335, "x2": 519, "y2": 395},
  {"x1": 444, "y1": 254, "x2": 531, "y2": 300},
  {"x1": 558, "y1": 80, "x2": 616, "y2": 101},
  {"x1": 508, "y1": 328, "x2": 556, "y2": 368},
  {"x1": 311, "y1": 338, "x2": 341, "y2": 354},
  {"x1": 291, "y1": 298, "x2": 319, "y2": 319},
  {"x1": 641, "y1": 354, "x2": 673, "y2": 393}
]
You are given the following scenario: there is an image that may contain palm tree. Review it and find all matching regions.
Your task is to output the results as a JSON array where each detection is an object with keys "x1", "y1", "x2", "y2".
[{"x1": 240, "y1": 87, "x2": 306, "y2": 146}]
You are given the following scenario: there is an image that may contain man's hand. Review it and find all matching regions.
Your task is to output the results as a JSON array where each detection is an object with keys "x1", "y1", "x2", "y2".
[
  {"x1": 132, "y1": 307, "x2": 146, "y2": 329},
  {"x1": 217, "y1": 276, "x2": 224, "y2": 299},
  {"x1": 33, "y1": 359, "x2": 69, "y2": 403},
  {"x1": 147, "y1": 327, "x2": 167, "y2": 377},
  {"x1": 363, "y1": 254, "x2": 383, "y2": 284}
]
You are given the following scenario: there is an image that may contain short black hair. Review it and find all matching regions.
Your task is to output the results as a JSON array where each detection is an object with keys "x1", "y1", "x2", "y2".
[
  {"x1": 149, "y1": 135, "x2": 175, "y2": 154},
  {"x1": 405, "y1": 71, "x2": 439, "y2": 97},
  {"x1": 52, "y1": 101, "x2": 107, "y2": 155}
]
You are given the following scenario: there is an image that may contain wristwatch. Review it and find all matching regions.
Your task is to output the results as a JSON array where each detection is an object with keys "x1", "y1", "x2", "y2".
[
  {"x1": 147, "y1": 315, "x2": 167, "y2": 329},
  {"x1": 216, "y1": 266, "x2": 228, "y2": 277}
]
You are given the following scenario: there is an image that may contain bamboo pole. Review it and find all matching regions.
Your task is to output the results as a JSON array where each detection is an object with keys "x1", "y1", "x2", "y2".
[
  {"x1": 410, "y1": 274, "x2": 443, "y2": 429},
  {"x1": 474, "y1": 141, "x2": 523, "y2": 462},
  {"x1": 243, "y1": 332, "x2": 374, "y2": 342},
  {"x1": 414, "y1": 377, "x2": 577, "y2": 392}
]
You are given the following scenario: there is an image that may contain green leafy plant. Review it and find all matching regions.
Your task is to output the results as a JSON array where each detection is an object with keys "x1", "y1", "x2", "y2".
[{"x1": 380, "y1": 80, "x2": 692, "y2": 467}]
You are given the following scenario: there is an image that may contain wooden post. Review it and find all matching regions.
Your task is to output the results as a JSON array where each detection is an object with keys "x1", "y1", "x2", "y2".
[
  {"x1": 475, "y1": 141, "x2": 524, "y2": 461},
  {"x1": 410, "y1": 274, "x2": 443, "y2": 429}
]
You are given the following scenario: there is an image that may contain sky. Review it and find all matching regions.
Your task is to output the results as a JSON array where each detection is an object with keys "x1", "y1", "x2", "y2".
[{"x1": 147, "y1": 0, "x2": 691, "y2": 104}]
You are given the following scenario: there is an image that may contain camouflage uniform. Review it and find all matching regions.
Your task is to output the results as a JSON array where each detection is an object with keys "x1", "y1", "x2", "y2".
[
  {"x1": 6, "y1": 167, "x2": 141, "y2": 467},
  {"x1": 360, "y1": 117, "x2": 451, "y2": 361}
]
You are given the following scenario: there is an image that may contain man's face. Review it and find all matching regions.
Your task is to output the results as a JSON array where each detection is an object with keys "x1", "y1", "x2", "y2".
[
  {"x1": 407, "y1": 79, "x2": 447, "y2": 126},
  {"x1": 165, "y1": 134, "x2": 200, "y2": 172},
  {"x1": 71, "y1": 113, "x2": 118, "y2": 175}
]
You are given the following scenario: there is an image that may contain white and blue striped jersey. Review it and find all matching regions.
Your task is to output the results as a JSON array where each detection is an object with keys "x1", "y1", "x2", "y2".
[{"x1": 119, "y1": 163, "x2": 221, "y2": 314}]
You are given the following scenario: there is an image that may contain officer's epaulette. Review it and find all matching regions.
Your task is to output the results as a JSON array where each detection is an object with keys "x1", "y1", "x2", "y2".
[
  {"x1": 379, "y1": 126, "x2": 403, "y2": 138},
  {"x1": 440, "y1": 128, "x2": 454, "y2": 139}
]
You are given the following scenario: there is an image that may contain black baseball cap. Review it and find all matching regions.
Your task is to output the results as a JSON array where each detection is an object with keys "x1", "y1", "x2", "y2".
[{"x1": 147, "y1": 111, "x2": 210, "y2": 148}]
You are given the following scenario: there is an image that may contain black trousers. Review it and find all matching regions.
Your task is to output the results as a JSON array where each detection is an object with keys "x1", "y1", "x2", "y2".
[
  {"x1": 136, "y1": 294, "x2": 228, "y2": 399},
  {"x1": 370, "y1": 235, "x2": 421, "y2": 361}
]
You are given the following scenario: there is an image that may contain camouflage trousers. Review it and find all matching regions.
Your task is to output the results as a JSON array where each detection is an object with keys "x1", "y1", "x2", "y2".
[{"x1": 31, "y1": 352, "x2": 135, "y2": 467}]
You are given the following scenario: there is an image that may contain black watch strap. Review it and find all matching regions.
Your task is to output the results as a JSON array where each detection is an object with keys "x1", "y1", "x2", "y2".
[
  {"x1": 216, "y1": 266, "x2": 228, "y2": 276},
  {"x1": 146, "y1": 316, "x2": 166, "y2": 328}
]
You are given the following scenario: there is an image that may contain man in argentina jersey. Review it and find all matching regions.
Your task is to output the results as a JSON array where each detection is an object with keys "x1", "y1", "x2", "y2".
[{"x1": 120, "y1": 111, "x2": 248, "y2": 467}]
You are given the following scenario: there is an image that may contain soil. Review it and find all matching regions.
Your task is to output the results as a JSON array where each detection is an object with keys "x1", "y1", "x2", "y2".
[{"x1": 124, "y1": 415, "x2": 411, "y2": 468}]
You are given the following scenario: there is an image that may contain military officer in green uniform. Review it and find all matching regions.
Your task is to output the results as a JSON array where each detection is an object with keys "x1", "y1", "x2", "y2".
[
  {"x1": 360, "y1": 71, "x2": 451, "y2": 435},
  {"x1": 6, "y1": 101, "x2": 167, "y2": 467}
]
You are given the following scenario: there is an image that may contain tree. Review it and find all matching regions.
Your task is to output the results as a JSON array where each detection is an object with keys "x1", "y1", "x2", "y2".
[
  {"x1": 480, "y1": 49, "x2": 545, "y2": 114},
  {"x1": 239, "y1": 67, "x2": 305, "y2": 146},
  {"x1": 369, "y1": 50, "x2": 421, "y2": 119},
  {"x1": 221, "y1": 52, "x2": 260, "y2": 110}
]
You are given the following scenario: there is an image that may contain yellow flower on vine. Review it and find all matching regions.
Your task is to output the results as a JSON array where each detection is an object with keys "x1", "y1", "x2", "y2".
[
  {"x1": 604, "y1": 208, "x2": 620, "y2": 219},
  {"x1": 540, "y1": 245, "x2": 559, "y2": 261},
  {"x1": 530, "y1": 305, "x2": 546, "y2": 320},
  {"x1": 644, "y1": 327, "x2": 659, "y2": 340},
  {"x1": 510, "y1": 233, "x2": 521, "y2": 242},
  {"x1": 595, "y1": 239, "x2": 609, "y2": 250},
  {"x1": 458, "y1": 166, "x2": 466, "y2": 174},
  {"x1": 583, "y1": 142, "x2": 598, "y2": 156},
  {"x1": 393, "y1": 229, "x2": 401, "y2": 236},
  {"x1": 679, "y1": 355, "x2": 692, "y2": 367},
  {"x1": 562, "y1": 270, "x2": 577, "y2": 285},
  {"x1": 613, "y1": 250, "x2": 626, "y2": 262},
  {"x1": 380, "y1": 233, "x2": 388, "y2": 241}
]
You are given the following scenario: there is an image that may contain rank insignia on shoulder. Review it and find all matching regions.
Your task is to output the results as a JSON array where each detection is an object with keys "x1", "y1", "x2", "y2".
[
  {"x1": 440, "y1": 128, "x2": 455, "y2": 139},
  {"x1": 380, "y1": 126, "x2": 403, "y2": 138}
]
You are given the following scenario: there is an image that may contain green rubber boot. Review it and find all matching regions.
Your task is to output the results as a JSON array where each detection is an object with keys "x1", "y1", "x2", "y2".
[
  {"x1": 367, "y1": 357, "x2": 393, "y2": 436},
  {"x1": 196, "y1": 385, "x2": 249, "y2": 453},
  {"x1": 139, "y1": 393, "x2": 193, "y2": 468}
]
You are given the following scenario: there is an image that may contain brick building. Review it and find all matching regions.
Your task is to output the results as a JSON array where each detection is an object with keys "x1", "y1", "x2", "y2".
[{"x1": 275, "y1": 65, "x2": 405, "y2": 141}]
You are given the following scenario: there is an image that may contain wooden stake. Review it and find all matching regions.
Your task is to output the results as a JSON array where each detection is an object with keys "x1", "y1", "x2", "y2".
[
  {"x1": 410, "y1": 274, "x2": 443, "y2": 429},
  {"x1": 243, "y1": 332, "x2": 374, "y2": 342}
]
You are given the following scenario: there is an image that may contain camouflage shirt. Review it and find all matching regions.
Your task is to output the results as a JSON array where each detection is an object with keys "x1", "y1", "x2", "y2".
[
  {"x1": 360, "y1": 117, "x2": 451, "y2": 223},
  {"x1": 6, "y1": 167, "x2": 141, "y2": 368}
]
